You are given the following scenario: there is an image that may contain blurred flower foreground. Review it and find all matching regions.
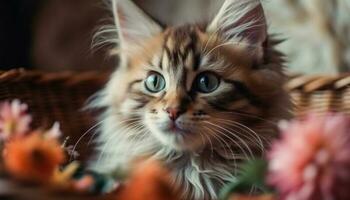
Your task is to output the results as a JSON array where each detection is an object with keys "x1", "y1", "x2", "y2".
[{"x1": 268, "y1": 114, "x2": 350, "y2": 200}]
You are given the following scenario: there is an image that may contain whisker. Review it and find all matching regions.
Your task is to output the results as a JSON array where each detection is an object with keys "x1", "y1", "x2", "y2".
[
  {"x1": 204, "y1": 121, "x2": 254, "y2": 160},
  {"x1": 127, "y1": 124, "x2": 148, "y2": 145},
  {"x1": 86, "y1": 116, "x2": 144, "y2": 145},
  {"x1": 200, "y1": 127, "x2": 214, "y2": 158},
  {"x1": 204, "y1": 126, "x2": 238, "y2": 175},
  {"x1": 224, "y1": 118, "x2": 274, "y2": 147},
  {"x1": 70, "y1": 119, "x2": 108, "y2": 161},
  {"x1": 204, "y1": 126, "x2": 237, "y2": 160},
  {"x1": 212, "y1": 118, "x2": 265, "y2": 154},
  {"x1": 71, "y1": 116, "x2": 141, "y2": 161},
  {"x1": 215, "y1": 120, "x2": 260, "y2": 144},
  {"x1": 97, "y1": 120, "x2": 145, "y2": 164},
  {"x1": 217, "y1": 110, "x2": 278, "y2": 125},
  {"x1": 197, "y1": 132, "x2": 207, "y2": 151},
  {"x1": 202, "y1": 32, "x2": 217, "y2": 54}
]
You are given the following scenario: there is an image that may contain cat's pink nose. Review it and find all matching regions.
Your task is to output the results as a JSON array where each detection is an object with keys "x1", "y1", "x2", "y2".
[{"x1": 165, "y1": 107, "x2": 181, "y2": 121}]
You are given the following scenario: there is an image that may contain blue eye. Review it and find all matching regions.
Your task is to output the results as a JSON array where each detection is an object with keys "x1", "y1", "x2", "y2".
[
  {"x1": 195, "y1": 72, "x2": 220, "y2": 93},
  {"x1": 145, "y1": 72, "x2": 166, "y2": 93}
]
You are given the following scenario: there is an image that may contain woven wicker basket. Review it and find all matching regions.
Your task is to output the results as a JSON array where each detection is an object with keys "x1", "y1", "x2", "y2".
[
  {"x1": 0, "y1": 69, "x2": 110, "y2": 162},
  {"x1": 1, "y1": 69, "x2": 349, "y2": 160},
  {"x1": 1, "y1": 69, "x2": 349, "y2": 156},
  {"x1": 286, "y1": 73, "x2": 350, "y2": 116},
  {"x1": 0, "y1": 69, "x2": 349, "y2": 200}
]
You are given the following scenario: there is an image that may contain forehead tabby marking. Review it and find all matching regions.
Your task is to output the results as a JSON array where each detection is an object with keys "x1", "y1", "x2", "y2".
[{"x1": 161, "y1": 25, "x2": 202, "y2": 72}]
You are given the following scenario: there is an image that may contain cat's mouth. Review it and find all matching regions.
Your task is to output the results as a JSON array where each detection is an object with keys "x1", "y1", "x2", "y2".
[{"x1": 163, "y1": 121, "x2": 189, "y2": 135}]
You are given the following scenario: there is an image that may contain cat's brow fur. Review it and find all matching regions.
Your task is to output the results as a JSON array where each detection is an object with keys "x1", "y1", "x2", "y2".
[{"x1": 89, "y1": 1, "x2": 291, "y2": 199}]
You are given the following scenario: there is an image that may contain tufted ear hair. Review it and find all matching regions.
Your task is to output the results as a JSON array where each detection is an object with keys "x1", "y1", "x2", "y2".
[
  {"x1": 111, "y1": 0, "x2": 163, "y2": 51},
  {"x1": 207, "y1": 0, "x2": 267, "y2": 49}
]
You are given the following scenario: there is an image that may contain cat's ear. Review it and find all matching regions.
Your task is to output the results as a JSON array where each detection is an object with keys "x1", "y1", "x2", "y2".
[
  {"x1": 112, "y1": 0, "x2": 163, "y2": 49},
  {"x1": 207, "y1": 0, "x2": 267, "y2": 48}
]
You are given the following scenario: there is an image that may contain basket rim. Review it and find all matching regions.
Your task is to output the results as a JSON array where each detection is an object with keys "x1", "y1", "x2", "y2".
[{"x1": 0, "y1": 68, "x2": 110, "y2": 86}]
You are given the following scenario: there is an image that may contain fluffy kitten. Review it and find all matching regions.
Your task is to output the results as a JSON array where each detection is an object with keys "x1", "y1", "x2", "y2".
[{"x1": 89, "y1": 0, "x2": 291, "y2": 199}]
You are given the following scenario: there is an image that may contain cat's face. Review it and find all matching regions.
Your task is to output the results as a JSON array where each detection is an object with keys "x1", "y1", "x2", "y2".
[
  {"x1": 120, "y1": 27, "x2": 268, "y2": 151},
  {"x1": 102, "y1": 0, "x2": 289, "y2": 153}
]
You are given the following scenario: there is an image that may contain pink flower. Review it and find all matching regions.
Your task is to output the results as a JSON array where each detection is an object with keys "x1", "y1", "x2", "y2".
[
  {"x1": 267, "y1": 114, "x2": 350, "y2": 200},
  {"x1": 0, "y1": 100, "x2": 32, "y2": 140},
  {"x1": 45, "y1": 122, "x2": 62, "y2": 139}
]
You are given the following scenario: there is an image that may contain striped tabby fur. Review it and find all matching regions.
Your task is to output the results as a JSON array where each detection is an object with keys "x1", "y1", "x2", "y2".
[{"x1": 89, "y1": 0, "x2": 291, "y2": 199}]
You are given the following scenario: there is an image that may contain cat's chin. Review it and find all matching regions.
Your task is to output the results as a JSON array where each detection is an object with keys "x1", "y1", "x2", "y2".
[{"x1": 148, "y1": 126, "x2": 204, "y2": 152}]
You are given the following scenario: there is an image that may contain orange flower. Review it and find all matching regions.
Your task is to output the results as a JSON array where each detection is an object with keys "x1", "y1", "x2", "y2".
[
  {"x1": 117, "y1": 161, "x2": 179, "y2": 200},
  {"x1": 3, "y1": 132, "x2": 65, "y2": 183},
  {"x1": 229, "y1": 194, "x2": 276, "y2": 200}
]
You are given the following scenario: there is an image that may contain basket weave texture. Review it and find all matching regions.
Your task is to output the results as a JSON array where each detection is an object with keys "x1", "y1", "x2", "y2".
[
  {"x1": 0, "y1": 69, "x2": 349, "y2": 200},
  {"x1": 0, "y1": 69, "x2": 109, "y2": 161},
  {"x1": 286, "y1": 73, "x2": 350, "y2": 116},
  {"x1": 0, "y1": 69, "x2": 349, "y2": 159}
]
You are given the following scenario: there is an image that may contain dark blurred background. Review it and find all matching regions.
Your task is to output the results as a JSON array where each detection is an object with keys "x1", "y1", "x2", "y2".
[
  {"x1": 0, "y1": 0, "x2": 114, "y2": 71},
  {"x1": 0, "y1": 1, "x2": 39, "y2": 70}
]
